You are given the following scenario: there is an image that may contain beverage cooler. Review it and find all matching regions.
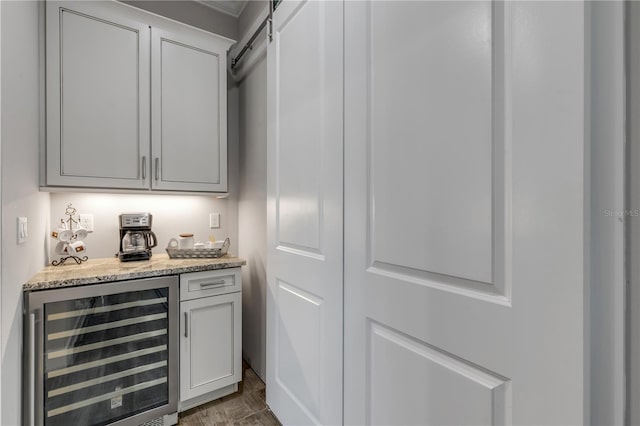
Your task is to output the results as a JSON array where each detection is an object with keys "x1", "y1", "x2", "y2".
[{"x1": 23, "y1": 276, "x2": 179, "y2": 426}]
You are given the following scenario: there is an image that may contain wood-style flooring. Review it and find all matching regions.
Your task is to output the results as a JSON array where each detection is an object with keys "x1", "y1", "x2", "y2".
[{"x1": 178, "y1": 363, "x2": 280, "y2": 425}]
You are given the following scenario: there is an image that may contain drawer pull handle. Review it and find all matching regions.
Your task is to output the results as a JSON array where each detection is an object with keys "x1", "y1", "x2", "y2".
[{"x1": 199, "y1": 280, "x2": 226, "y2": 288}]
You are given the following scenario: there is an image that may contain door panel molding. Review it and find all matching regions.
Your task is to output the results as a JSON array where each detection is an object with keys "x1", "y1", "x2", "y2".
[
  {"x1": 275, "y1": 280, "x2": 324, "y2": 424},
  {"x1": 367, "y1": 262, "x2": 510, "y2": 306},
  {"x1": 364, "y1": 1, "x2": 512, "y2": 303},
  {"x1": 189, "y1": 302, "x2": 235, "y2": 386},
  {"x1": 157, "y1": 37, "x2": 222, "y2": 185},
  {"x1": 276, "y1": 244, "x2": 326, "y2": 261},
  {"x1": 274, "y1": 0, "x2": 325, "y2": 255},
  {"x1": 367, "y1": 321, "x2": 511, "y2": 426},
  {"x1": 46, "y1": 1, "x2": 151, "y2": 189},
  {"x1": 59, "y1": 9, "x2": 143, "y2": 180}
]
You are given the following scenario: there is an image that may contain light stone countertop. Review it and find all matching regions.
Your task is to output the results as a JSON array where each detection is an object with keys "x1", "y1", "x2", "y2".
[{"x1": 24, "y1": 253, "x2": 246, "y2": 291}]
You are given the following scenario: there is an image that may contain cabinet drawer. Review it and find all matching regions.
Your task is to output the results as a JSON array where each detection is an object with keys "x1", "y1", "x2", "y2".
[{"x1": 180, "y1": 268, "x2": 240, "y2": 301}]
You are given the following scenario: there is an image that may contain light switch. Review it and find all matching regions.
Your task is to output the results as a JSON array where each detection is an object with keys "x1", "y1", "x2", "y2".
[
  {"x1": 17, "y1": 217, "x2": 28, "y2": 244},
  {"x1": 209, "y1": 213, "x2": 220, "y2": 228}
]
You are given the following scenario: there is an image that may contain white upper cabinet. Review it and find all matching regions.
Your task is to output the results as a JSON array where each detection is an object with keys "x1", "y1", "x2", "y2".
[
  {"x1": 44, "y1": 1, "x2": 234, "y2": 193},
  {"x1": 151, "y1": 28, "x2": 229, "y2": 192},
  {"x1": 46, "y1": 2, "x2": 150, "y2": 189}
]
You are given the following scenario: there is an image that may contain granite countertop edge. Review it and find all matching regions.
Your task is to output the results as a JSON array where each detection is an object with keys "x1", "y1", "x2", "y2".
[{"x1": 24, "y1": 255, "x2": 247, "y2": 291}]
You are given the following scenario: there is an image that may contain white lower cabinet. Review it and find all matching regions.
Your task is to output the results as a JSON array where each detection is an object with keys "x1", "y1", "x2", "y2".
[{"x1": 179, "y1": 268, "x2": 242, "y2": 411}]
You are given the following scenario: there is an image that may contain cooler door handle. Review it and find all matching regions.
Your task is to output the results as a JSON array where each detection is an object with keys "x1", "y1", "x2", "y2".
[{"x1": 29, "y1": 312, "x2": 36, "y2": 426}]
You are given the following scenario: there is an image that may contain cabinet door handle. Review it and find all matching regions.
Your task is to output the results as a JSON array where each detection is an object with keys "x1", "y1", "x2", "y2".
[
  {"x1": 184, "y1": 312, "x2": 188, "y2": 338},
  {"x1": 200, "y1": 280, "x2": 226, "y2": 288},
  {"x1": 141, "y1": 156, "x2": 147, "y2": 180},
  {"x1": 155, "y1": 158, "x2": 160, "y2": 181}
]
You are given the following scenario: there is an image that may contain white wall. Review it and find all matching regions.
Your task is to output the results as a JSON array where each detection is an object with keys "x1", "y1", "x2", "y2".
[
  {"x1": 1, "y1": 2, "x2": 51, "y2": 425},
  {"x1": 590, "y1": 2, "x2": 626, "y2": 425},
  {"x1": 49, "y1": 193, "x2": 238, "y2": 260},
  {"x1": 233, "y1": 0, "x2": 268, "y2": 381},
  {"x1": 237, "y1": 55, "x2": 267, "y2": 381},
  {"x1": 227, "y1": 76, "x2": 241, "y2": 269}
]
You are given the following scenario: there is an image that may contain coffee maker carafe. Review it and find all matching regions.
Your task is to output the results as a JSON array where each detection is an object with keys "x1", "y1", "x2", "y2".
[{"x1": 118, "y1": 213, "x2": 157, "y2": 262}]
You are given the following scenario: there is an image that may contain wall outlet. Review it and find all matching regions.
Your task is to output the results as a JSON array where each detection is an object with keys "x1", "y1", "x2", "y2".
[
  {"x1": 209, "y1": 212, "x2": 220, "y2": 228},
  {"x1": 17, "y1": 217, "x2": 28, "y2": 244},
  {"x1": 79, "y1": 214, "x2": 94, "y2": 232}
]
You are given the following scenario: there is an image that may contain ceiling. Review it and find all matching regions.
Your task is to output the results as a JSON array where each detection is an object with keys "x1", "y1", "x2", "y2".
[{"x1": 197, "y1": 0, "x2": 249, "y2": 18}]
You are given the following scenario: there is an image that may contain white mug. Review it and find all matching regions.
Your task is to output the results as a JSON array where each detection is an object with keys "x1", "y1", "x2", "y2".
[
  {"x1": 51, "y1": 228, "x2": 73, "y2": 243},
  {"x1": 54, "y1": 241, "x2": 68, "y2": 255},
  {"x1": 74, "y1": 226, "x2": 88, "y2": 241},
  {"x1": 67, "y1": 240, "x2": 86, "y2": 255}
]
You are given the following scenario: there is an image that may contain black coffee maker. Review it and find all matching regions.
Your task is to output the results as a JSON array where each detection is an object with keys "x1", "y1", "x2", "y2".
[{"x1": 118, "y1": 213, "x2": 158, "y2": 261}]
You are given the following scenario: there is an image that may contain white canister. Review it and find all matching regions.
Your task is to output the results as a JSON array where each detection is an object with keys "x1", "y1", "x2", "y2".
[
  {"x1": 178, "y1": 233, "x2": 194, "y2": 249},
  {"x1": 168, "y1": 234, "x2": 196, "y2": 250}
]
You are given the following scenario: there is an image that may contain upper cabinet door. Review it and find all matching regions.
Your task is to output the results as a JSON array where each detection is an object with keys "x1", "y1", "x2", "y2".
[
  {"x1": 46, "y1": 1, "x2": 151, "y2": 189},
  {"x1": 151, "y1": 28, "x2": 232, "y2": 192}
]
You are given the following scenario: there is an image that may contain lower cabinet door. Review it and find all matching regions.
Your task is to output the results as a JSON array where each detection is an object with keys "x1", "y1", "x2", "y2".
[{"x1": 180, "y1": 292, "x2": 241, "y2": 402}]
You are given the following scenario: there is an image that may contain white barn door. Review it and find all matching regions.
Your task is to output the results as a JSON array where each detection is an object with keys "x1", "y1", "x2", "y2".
[
  {"x1": 266, "y1": 1, "x2": 343, "y2": 425},
  {"x1": 344, "y1": 1, "x2": 588, "y2": 425}
]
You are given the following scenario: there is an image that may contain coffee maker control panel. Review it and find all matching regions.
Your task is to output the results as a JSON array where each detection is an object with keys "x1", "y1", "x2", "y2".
[{"x1": 120, "y1": 213, "x2": 152, "y2": 228}]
